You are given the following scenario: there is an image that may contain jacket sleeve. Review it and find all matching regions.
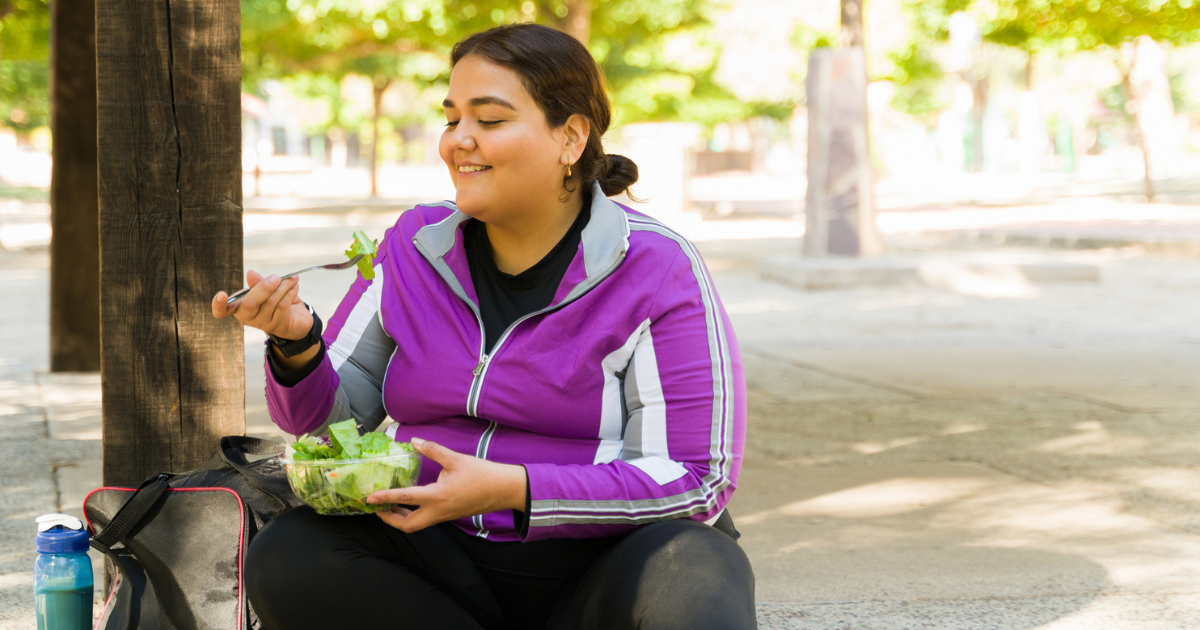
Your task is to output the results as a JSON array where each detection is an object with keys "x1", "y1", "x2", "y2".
[
  {"x1": 520, "y1": 247, "x2": 746, "y2": 541},
  {"x1": 263, "y1": 229, "x2": 397, "y2": 437}
]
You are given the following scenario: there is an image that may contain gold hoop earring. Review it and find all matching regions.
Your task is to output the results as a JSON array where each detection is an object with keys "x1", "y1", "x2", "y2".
[{"x1": 566, "y1": 163, "x2": 572, "y2": 178}]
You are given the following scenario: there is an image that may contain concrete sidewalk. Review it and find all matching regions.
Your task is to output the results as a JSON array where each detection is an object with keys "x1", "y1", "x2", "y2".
[{"x1": 3, "y1": 215, "x2": 1200, "y2": 628}]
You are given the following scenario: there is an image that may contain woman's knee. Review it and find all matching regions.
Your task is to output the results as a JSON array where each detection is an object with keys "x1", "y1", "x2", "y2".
[
  {"x1": 639, "y1": 520, "x2": 754, "y2": 590},
  {"x1": 245, "y1": 508, "x2": 318, "y2": 603},
  {"x1": 246, "y1": 507, "x2": 364, "y2": 605},
  {"x1": 561, "y1": 519, "x2": 756, "y2": 630},
  {"x1": 634, "y1": 521, "x2": 756, "y2": 628}
]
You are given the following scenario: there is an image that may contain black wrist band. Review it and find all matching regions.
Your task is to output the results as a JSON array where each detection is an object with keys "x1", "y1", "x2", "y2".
[{"x1": 269, "y1": 304, "x2": 323, "y2": 358}]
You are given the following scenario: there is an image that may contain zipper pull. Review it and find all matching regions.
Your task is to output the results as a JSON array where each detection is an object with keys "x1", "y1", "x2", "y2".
[{"x1": 473, "y1": 354, "x2": 488, "y2": 376}]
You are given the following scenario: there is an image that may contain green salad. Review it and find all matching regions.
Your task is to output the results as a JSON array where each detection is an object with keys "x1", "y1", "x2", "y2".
[
  {"x1": 345, "y1": 231, "x2": 379, "y2": 280},
  {"x1": 284, "y1": 419, "x2": 420, "y2": 515}
]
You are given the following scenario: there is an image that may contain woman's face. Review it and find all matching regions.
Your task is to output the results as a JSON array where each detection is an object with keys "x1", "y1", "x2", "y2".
[{"x1": 439, "y1": 55, "x2": 569, "y2": 222}]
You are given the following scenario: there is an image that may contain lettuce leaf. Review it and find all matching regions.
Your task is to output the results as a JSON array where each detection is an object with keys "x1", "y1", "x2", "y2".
[
  {"x1": 344, "y1": 231, "x2": 379, "y2": 280},
  {"x1": 287, "y1": 419, "x2": 421, "y2": 515}
]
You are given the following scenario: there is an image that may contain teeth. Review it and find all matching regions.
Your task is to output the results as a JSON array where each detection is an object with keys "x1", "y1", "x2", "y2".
[{"x1": 458, "y1": 165, "x2": 489, "y2": 173}]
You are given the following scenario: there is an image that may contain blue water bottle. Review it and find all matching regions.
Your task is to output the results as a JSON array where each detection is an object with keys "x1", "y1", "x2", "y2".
[{"x1": 33, "y1": 514, "x2": 93, "y2": 630}]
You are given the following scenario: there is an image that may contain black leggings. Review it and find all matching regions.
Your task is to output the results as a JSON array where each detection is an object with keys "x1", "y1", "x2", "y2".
[{"x1": 245, "y1": 507, "x2": 757, "y2": 630}]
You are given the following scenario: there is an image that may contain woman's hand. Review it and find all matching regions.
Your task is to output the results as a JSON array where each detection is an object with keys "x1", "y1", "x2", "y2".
[
  {"x1": 367, "y1": 438, "x2": 528, "y2": 534},
  {"x1": 211, "y1": 270, "x2": 311, "y2": 340}
]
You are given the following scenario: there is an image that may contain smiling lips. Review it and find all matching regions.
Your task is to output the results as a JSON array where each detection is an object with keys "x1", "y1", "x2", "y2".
[{"x1": 458, "y1": 165, "x2": 491, "y2": 173}]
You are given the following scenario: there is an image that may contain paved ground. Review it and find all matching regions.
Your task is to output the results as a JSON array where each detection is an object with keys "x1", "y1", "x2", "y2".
[{"x1": 2, "y1": 200, "x2": 1200, "y2": 628}]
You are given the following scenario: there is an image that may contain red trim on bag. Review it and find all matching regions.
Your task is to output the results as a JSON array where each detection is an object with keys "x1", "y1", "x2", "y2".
[
  {"x1": 94, "y1": 565, "x2": 120, "y2": 630},
  {"x1": 83, "y1": 486, "x2": 247, "y2": 630}
]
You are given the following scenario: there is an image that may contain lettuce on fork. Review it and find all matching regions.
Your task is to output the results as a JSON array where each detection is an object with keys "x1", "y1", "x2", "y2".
[
  {"x1": 345, "y1": 231, "x2": 379, "y2": 280},
  {"x1": 285, "y1": 419, "x2": 419, "y2": 515}
]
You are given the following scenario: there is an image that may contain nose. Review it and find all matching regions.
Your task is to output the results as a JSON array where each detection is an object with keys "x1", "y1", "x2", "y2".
[{"x1": 448, "y1": 124, "x2": 477, "y2": 152}]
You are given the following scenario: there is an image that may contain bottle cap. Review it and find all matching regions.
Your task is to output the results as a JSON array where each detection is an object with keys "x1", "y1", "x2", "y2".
[{"x1": 35, "y1": 514, "x2": 89, "y2": 554}]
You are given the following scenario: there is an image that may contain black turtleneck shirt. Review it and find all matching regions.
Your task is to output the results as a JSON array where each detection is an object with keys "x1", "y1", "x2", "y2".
[{"x1": 463, "y1": 200, "x2": 591, "y2": 354}]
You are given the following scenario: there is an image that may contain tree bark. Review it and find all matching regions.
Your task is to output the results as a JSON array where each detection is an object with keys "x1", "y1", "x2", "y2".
[
  {"x1": 545, "y1": 0, "x2": 591, "y2": 45},
  {"x1": 369, "y1": 79, "x2": 389, "y2": 199},
  {"x1": 49, "y1": 0, "x2": 100, "y2": 372},
  {"x1": 96, "y1": 0, "x2": 245, "y2": 487}
]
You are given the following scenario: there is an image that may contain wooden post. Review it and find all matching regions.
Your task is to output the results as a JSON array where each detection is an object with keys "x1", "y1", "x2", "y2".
[
  {"x1": 96, "y1": 0, "x2": 245, "y2": 487},
  {"x1": 804, "y1": 47, "x2": 880, "y2": 257},
  {"x1": 49, "y1": 0, "x2": 100, "y2": 372}
]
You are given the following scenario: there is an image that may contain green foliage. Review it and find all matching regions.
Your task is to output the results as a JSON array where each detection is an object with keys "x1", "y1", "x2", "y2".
[
  {"x1": 888, "y1": 0, "x2": 1200, "y2": 127},
  {"x1": 908, "y1": 0, "x2": 1200, "y2": 55},
  {"x1": 1169, "y1": 71, "x2": 1195, "y2": 114},
  {"x1": 242, "y1": 0, "x2": 760, "y2": 132},
  {"x1": 589, "y1": 0, "x2": 735, "y2": 124},
  {"x1": 0, "y1": 59, "x2": 47, "y2": 133},
  {"x1": 1098, "y1": 81, "x2": 1133, "y2": 124},
  {"x1": 885, "y1": 43, "x2": 947, "y2": 127},
  {"x1": 0, "y1": 0, "x2": 49, "y2": 61},
  {"x1": 790, "y1": 22, "x2": 837, "y2": 53},
  {"x1": 0, "y1": 0, "x2": 49, "y2": 135}
]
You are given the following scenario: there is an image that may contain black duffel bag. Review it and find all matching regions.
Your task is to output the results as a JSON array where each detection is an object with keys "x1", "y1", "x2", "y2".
[{"x1": 84, "y1": 436, "x2": 304, "y2": 630}]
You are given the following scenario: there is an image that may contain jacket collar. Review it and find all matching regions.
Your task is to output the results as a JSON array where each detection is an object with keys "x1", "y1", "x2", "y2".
[{"x1": 413, "y1": 181, "x2": 630, "y2": 304}]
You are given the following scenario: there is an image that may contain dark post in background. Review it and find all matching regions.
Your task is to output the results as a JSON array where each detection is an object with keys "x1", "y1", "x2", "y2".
[
  {"x1": 49, "y1": 0, "x2": 100, "y2": 372},
  {"x1": 96, "y1": 0, "x2": 245, "y2": 487}
]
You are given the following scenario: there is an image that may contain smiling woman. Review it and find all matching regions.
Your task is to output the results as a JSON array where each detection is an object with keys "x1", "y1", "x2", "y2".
[{"x1": 224, "y1": 22, "x2": 754, "y2": 630}]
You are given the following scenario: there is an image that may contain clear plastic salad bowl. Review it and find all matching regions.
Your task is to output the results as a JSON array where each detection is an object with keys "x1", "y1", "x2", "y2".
[{"x1": 280, "y1": 450, "x2": 422, "y2": 516}]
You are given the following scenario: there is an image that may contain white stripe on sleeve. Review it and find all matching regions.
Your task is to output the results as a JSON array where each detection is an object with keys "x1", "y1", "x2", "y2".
[{"x1": 328, "y1": 264, "x2": 383, "y2": 372}]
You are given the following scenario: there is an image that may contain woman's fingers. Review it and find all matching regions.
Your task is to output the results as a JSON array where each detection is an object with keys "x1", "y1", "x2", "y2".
[
  {"x1": 367, "y1": 484, "x2": 435, "y2": 507},
  {"x1": 211, "y1": 291, "x2": 233, "y2": 319},
  {"x1": 256, "y1": 276, "x2": 293, "y2": 324},
  {"x1": 264, "y1": 279, "x2": 300, "y2": 333},
  {"x1": 211, "y1": 270, "x2": 306, "y2": 339},
  {"x1": 376, "y1": 504, "x2": 438, "y2": 533},
  {"x1": 232, "y1": 273, "x2": 275, "y2": 321},
  {"x1": 368, "y1": 485, "x2": 444, "y2": 533},
  {"x1": 410, "y1": 438, "x2": 459, "y2": 468},
  {"x1": 237, "y1": 275, "x2": 280, "y2": 325}
]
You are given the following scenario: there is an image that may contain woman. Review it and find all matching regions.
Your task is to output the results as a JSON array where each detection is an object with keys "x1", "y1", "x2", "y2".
[{"x1": 213, "y1": 23, "x2": 753, "y2": 630}]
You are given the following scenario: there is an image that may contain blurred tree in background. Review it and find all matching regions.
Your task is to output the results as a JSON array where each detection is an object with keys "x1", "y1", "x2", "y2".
[
  {"x1": 241, "y1": 0, "x2": 785, "y2": 194},
  {"x1": 893, "y1": 0, "x2": 1200, "y2": 195},
  {"x1": 0, "y1": 0, "x2": 49, "y2": 138}
]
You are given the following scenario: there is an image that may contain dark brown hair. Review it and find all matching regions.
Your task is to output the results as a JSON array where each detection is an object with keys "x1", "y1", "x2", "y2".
[{"x1": 451, "y1": 23, "x2": 638, "y2": 198}]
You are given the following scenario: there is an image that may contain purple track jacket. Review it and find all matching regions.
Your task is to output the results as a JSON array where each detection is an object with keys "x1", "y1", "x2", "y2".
[{"x1": 265, "y1": 183, "x2": 747, "y2": 542}]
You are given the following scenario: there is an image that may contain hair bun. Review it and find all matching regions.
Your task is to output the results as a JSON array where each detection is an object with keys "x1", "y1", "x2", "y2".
[{"x1": 598, "y1": 153, "x2": 638, "y2": 198}]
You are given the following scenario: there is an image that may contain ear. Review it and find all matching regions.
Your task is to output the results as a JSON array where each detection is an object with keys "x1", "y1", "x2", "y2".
[{"x1": 560, "y1": 113, "x2": 591, "y2": 165}]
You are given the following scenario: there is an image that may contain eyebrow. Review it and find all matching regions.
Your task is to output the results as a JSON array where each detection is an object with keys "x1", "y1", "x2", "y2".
[{"x1": 442, "y1": 96, "x2": 517, "y2": 111}]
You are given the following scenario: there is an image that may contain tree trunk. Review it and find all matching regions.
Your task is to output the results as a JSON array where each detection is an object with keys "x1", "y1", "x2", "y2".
[
  {"x1": 969, "y1": 76, "x2": 988, "y2": 173},
  {"x1": 840, "y1": 0, "x2": 864, "y2": 48},
  {"x1": 96, "y1": 0, "x2": 245, "y2": 487},
  {"x1": 49, "y1": 0, "x2": 100, "y2": 372},
  {"x1": 1124, "y1": 37, "x2": 1176, "y2": 203},
  {"x1": 545, "y1": 0, "x2": 591, "y2": 45},
  {"x1": 370, "y1": 79, "x2": 389, "y2": 199}
]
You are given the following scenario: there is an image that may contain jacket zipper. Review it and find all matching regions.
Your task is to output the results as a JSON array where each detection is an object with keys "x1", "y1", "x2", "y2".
[
  {"x1": 415, "y1": 232, "x2": 627, "y2": 536},
  {"x1": 465, "y1": 249, "x2": 627, "y2": 417}
]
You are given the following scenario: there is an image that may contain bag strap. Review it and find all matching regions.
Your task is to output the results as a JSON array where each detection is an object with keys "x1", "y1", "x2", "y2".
[
  {"x1": 90, "y1": 473, "x2": 172, "y2": 555},
  {"x1": 214, "y1": 436, "x2": 292, "y2": 511}
]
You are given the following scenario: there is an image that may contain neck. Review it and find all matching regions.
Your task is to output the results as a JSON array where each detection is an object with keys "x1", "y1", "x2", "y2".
[{"x1": 485, "y1": 188, "x2": 585, "y2": 275}]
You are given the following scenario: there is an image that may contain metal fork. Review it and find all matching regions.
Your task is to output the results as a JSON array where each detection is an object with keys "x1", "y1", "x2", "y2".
[{"x1": 225, "y1": 254, "x2": 364, "y2": 305}]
